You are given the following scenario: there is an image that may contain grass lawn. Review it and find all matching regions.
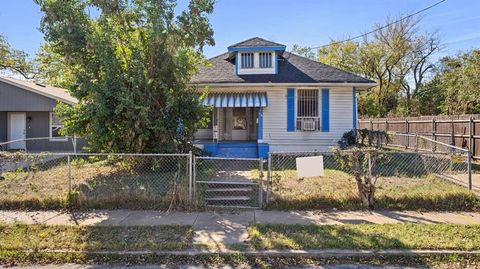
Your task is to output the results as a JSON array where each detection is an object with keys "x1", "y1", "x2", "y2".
[
  {"x1": 0, "y1": 224, "x2": 192, "y2": 251},
  {"x1": 248, "y1": 224, "x2": 480, "y2": 251},
  {"x1": 267, "y1": 169, "x2": 480, "y2": 211},
  {"x1": 0, "y1": 155, "x2": 188, "y2": 210}
]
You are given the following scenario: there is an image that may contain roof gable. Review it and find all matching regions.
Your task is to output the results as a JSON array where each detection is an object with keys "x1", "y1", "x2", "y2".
[
  {"x1": 228, "y1": 37, "x2": 286, "y2": 51},
  {"x1": 0, "y1": 77, "x2": 77, "y2": 105}
]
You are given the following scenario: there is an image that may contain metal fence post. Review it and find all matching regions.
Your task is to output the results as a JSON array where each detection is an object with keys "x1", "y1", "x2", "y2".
[
  {"x1": 259, "y1": 157, "x2": 264, "y2": 208},
  {"x1": 188, "y1": 151, "x2": 193, "y2": 203},
  {"x1": 67, "y1": 154, "x2": 72, "y2": 193},
  {"x1": 432, "y1": 118, "x2": 437, "y2": 152},
  {"x1": 266, "y1": 152, "x2": 271, "y2": 204},
  {"x1": 468, "y1": 151, "x2": 473, "y2": 191},
  {"x1": 367, "y1": 152, "x2": 372, "y2": 178},
  {"x1": 192, "y1": 155, "x2": 197, "y2": 207},
  {"x1": 415, "y1": 133, "x2": 419, "y2": 152}
]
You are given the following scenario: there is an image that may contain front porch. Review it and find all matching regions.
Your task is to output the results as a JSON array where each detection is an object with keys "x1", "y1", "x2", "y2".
[
  {"x1": 196, "y1": 140, "x2": 269, "y2": 158},
  {"x1": 194, "y1": 92, "x2": 269, "y2": 158}
]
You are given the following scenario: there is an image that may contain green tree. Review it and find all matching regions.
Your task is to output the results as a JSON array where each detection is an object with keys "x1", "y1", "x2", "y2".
[
  {"x1": 0, "y1": 34, "x2": 35, "y2": 78},
  {"x1": 290, "y1": 44, "x2": 316, "y2": 60},
  {"x1": 438, "y1": 50, "x2": 480, "y2": 114},
  {"x1": 35, "y1": 43, "x2": 76, "y2": 88},
  {"x1": 318, "y1": 16, "x2": 440, "y2": 117},
  {"x1": 35, "y1": 0, "x2": 215, "y2": 153}
]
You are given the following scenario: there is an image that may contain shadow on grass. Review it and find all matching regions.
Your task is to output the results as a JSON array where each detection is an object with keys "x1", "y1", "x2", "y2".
[
  {"x1": 0, "y1": 224, "x2": 193, "y2": 252},
  {"x1": 266, "y1": 188, "x2": 480, "y2": 211}
]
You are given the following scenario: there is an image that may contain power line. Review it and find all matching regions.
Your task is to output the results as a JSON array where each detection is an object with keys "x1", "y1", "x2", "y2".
[{"x1": 310, "y1": 0, "x2": 447, "y2": 50}]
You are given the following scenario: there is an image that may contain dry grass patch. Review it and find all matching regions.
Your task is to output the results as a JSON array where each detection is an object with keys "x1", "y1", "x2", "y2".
[
  {"x1": 0, "y1": 156, "x2": 187, "y2": 210},
  {"x1": 248, "y1": 224, "x2": 480, "y2": 250},
  {"x1": 267, "y1": 169, "x2": 480, "y2": 211}
]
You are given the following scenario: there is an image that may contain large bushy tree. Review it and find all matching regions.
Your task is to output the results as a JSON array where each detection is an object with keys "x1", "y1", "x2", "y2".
[{"x1": 35, "y1": 0, "x2": 215, "y2": 153}]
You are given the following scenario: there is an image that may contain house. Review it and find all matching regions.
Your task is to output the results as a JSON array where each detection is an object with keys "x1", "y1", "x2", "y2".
[
  {"x1": 191, "y1": 37, "x2": 375, "y2": 158},
  {"x1": 0, "y1": 77, "x2": 80, "y2": 152}
]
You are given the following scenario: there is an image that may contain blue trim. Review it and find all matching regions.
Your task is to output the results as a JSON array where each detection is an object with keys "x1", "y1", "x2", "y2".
[
  {"x1": 276, "y1": 52, "x2": 279, "y2": 74},
  {"x1": 228, "y1": 46, "x2": 286, "y2": 52},
  {"x1": 258, "y1": 108, "x2": 263, "y2": 140},
  {"x1": 287, "y1": 88, "x2": 295, "y2": 132},
  {"x1": 257, "y1": 143, "x2": 269, "y2": 159},
  {"x1": 321, "y1": 88, "x2": 330, "y2": 132},
  {"x1": 352, "y1": 87, "x2": 357, "y2": 129},
  {"x1": 235, "y1": 52, "x2": 238, "y2": 76},
  {"x1": 203, "y1": 144, "x2": 218, "y2": 156}
]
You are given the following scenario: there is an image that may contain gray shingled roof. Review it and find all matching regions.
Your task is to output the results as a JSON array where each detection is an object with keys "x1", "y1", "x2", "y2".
[
  {"x1": 191, "y1": 51, "x2": 375, "y2": 84},
  {"x1": 228, "y1": 37, "x2": 285, "y2": 49}
]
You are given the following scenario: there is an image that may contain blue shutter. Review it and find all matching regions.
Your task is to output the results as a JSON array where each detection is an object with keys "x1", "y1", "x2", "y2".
[
  {"x1": 321, "y1": 88, "x2": 330, "y2": 132},
  {"x1": 352, "y1": 87, "x2": 357, "y2": 129},
  {"x1": 287, "y1": 88, "x2": 295, "y2": 132},
  {"x1": 235, "y1": 52, "x2": 238, "y2": 75}
]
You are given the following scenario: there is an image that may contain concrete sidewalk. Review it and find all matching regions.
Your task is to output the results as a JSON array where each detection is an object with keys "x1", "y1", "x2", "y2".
[{"x1": 1, "y1": 209, "x2": 480, "y2": 248}]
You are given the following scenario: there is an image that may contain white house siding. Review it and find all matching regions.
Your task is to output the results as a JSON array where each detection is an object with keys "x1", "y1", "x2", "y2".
[
  {"x1": 193, "y1": 86, "x2": 355, "y2": 151},
  {"x1": 263, "y1": 86, "x2": 354, "y2": 152}
]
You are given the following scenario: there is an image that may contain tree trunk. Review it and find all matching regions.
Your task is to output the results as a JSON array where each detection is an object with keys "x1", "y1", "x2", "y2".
[{"x1": 355, "y1": 176, "x2": 376, "y2": 209}]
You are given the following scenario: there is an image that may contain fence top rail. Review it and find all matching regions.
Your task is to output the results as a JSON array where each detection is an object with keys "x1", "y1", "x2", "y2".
[
  {"x1": 270, "y1": 151, "x2": 333, "y2": 155},
  {"x1": 389, "y1": 132, "x2": 417, "y2": 137},
  {"x1": 0, "y1": 152, "x2": 191, "y2": 157},
  {"x1": 196, "y1": 156, "x2": 261, "y2": 161},
  {"x1": 360, "y1": 119, "x2": 476, "y2": 124},
  {"x1": 0, "y1": 136, "x2": 76, "y2": 146},
  {"x1": 417, "y1": 135, "x2": 469, "y2": 153}
]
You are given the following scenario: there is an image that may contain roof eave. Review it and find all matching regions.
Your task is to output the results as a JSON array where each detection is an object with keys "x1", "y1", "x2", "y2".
[
  {"x1": 189, "y1": 82, "x2": 377, "y2": 89},
  {"x1": 227, "y1": 46, "x2": 287, "y2": 52},
  {"x1": 0, "y1": 77, "x2": 78, "y2": 105}
]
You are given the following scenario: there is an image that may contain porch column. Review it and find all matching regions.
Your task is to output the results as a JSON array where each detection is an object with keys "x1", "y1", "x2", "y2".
[{"x1": 257, "y1": 107, "x2": 263, "y2": 143}]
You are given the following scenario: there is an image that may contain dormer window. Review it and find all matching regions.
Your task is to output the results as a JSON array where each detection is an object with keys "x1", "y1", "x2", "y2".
[
  {"x1": 241, "y1": 53, "x2": 254, "y2": 68},
  {"x1": 259, "y1": 52, "x2": 272, "y2": 68},
  {"x1": 228, "y1": 37, "x2": 286, "y2": 75}
]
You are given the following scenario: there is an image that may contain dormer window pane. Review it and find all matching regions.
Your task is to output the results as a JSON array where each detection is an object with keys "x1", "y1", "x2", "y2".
[
  {"x1": 241, "y1": 53, "x2": 254, "y2": 68},
  {"x1": 259, "y1": 52, "x2": 272, "y2": 68}
]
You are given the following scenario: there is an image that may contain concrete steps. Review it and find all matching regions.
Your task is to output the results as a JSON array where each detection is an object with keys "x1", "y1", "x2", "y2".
[{"x1": 204, "y1": 182, "x2": 258, "y2": 207}]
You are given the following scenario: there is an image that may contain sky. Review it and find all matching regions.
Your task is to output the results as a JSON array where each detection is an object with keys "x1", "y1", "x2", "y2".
[{"x1": 0, "y1": 0, "x2": 479, "y2": 60}]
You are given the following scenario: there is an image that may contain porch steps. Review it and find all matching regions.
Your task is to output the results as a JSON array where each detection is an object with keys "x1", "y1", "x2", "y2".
[
  {"x1": 205, "y1": 196, "x2": 250, "y2": 201},
  {"x1": 215, "y1": 143, "x2": 258, "y2": 158},
  {"x1": 204, "y1": 181, "x2": 257, "y2": 207},
  {"x1": 206, "y1": 187, "x2": 252, "y2": 192}
]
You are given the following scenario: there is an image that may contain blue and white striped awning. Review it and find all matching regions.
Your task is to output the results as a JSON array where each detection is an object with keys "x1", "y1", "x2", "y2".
[{"x1": 202, "y1": 92, "x2": 268, "y2": 107}]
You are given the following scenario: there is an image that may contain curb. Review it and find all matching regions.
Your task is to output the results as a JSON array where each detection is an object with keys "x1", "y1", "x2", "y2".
[{"x1": 18, "y1": 249, "x2": 480, "y2": 257}]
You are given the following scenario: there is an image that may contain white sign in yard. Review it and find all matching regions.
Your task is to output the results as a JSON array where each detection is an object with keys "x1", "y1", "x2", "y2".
[{"x1": 296, "y1": 156, "x2": 325, "y2": 178}]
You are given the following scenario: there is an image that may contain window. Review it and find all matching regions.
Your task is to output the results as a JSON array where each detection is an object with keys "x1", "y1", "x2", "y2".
[
  {"x1": 259, "y1": 52, "x2": 272, "y2": 68},
  {"x1": 50, "y1": 112, "x2": 66, "y2": 140},
  {"x1": 296, "y1": 89, "x2": 320, "y2": 131},
  {"x1": 241, "y1": 53, "x2": 254, "y2": 68}
]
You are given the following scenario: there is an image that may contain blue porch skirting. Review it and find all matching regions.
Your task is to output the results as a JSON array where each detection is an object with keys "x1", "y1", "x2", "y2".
[{"x1": 203, "y1": 142, "x2": 269, "y2": 159}]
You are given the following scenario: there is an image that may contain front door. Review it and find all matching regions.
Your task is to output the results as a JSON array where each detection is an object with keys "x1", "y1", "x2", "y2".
[
  {"x1": 232, "y1": 108, "x2": 248, "y2": 140},
  {"x1": 8, "y1": 113, "x2": 26, "y2": 150}
]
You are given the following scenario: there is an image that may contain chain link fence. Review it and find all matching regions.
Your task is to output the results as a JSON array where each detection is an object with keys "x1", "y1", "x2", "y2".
[
  {"x1": 0, "y1": 146, "x2": 476, "y2": 211},
  {"x1": 266, "y1": 149, "x2": 476, "y2": 209},
  {"x1": 194, "y1": 157, "x2": 263, "y2": 209},
  {"x1": 0, "y1": 152, "x2": 192, "y2": 210}
]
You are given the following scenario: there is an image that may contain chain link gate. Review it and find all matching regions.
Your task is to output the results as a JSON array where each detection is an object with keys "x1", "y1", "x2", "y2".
[{"x1": 193, "y1": 156, "x2": 264, "y2": 209}]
